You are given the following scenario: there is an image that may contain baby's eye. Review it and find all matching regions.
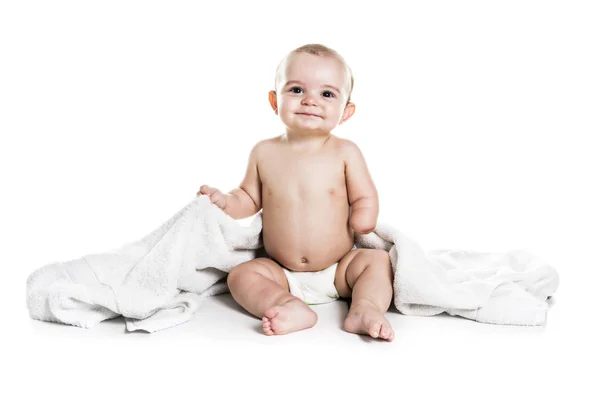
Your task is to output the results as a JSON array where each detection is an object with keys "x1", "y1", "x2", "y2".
[
  {"x1": 322, "y1": 90, "x2": 336, "y2": 98},
  {"x1": 290, "y1": 87, "x2": 303, "y2": 94}
]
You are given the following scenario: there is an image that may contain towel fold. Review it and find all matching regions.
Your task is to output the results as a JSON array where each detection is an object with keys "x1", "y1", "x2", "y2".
[{"x1": 26, "y1": 196, "x2": 559, "y2": 332}]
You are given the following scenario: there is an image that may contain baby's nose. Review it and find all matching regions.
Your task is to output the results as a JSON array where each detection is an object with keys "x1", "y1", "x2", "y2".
[
  {"x1": 301, "y1": 95, "x2": 317, "y2": 105},
  {"x1": 301, "y1": 91, "x2": 319, "y2": 105}
]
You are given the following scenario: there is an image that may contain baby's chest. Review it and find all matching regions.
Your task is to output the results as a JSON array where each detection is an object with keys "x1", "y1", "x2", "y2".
[{"x1": 260, "y1": 157, "x2": 346, "y2": 198}]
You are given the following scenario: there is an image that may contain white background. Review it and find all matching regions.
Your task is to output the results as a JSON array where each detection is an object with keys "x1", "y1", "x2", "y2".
[{"x1": 1, "y1": 1, "x2": 598, "y2": 412}]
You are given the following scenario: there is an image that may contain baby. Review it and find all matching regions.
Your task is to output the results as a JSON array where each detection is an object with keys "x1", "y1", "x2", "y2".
[{"x1": 198, "y1": 44, "x2": 395, "y2": 341}]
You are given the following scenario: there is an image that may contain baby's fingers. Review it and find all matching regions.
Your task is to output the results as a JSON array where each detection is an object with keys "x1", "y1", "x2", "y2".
[
  {"x1": 197, "y1": 185, "x2": 213, "y2": 196},
  {"x1": 197, "y1": 186, "x2": 225, "y2": 208},
  {"x1": 209, "y1": 190, "x2": 224, "y2": 204}
]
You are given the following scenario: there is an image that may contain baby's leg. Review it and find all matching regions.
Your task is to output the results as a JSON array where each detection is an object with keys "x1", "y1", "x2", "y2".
[
  {"x1": 227, "y1": 258, "x2": 318, "y2": 335},
  {"x1": 334, "y1": 249, "x2": 395, "y2": 341}
]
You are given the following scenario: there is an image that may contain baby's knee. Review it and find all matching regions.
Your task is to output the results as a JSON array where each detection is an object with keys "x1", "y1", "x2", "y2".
[
  {"x1": 367, "y1": 250, "x2": 393, "y2": 278},
  {"x1": 372, "y1": 249, "x2": 391, "y2": 264},
  {"x1": 226, "y1": 259, "x2": 268, "y2": 289},
  {"x1": 227, "y1": 262, "x2": 249, "y2": 289},
  {"x1": 360, "y1": 248, "x2": 389, "y2": 264}
]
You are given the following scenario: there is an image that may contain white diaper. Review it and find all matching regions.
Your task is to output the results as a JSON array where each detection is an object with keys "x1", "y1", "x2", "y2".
[{"x1": 283, "y1": 263, "x2": 341, "y2": 305}]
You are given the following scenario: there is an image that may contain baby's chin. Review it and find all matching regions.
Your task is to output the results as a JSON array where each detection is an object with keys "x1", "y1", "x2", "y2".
[
  {"x1": 287, "y1": 124, "x2": 333, "y2": 136},
  {"x1": 283, "y1": 119, "x2": 334, "y2": 133}
]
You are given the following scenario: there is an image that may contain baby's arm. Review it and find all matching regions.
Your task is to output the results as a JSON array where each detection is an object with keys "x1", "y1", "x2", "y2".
[
  {"x1": 200, "y1": 144, "x2": 262, "y2": 219},
  {"x1": 343, "y1": 141, "x2": 379, "y2": 234},
  {"x1": 224, "y1": 144, "x2": 263, "y2": 219}
]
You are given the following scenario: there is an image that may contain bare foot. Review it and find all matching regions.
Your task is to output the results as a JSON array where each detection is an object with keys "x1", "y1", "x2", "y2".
[
  {"x1": 343, "y1": 304, "x2": 395, "y2": 341},
  {"x1": 262, "y1": 298, "x2": 318, "y2": 335}
]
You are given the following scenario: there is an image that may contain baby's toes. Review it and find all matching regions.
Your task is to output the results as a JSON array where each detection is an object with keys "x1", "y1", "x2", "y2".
[
  {"x1": 263, "y1": 326, "x2": 274, "y2": 335},
  {"x1": 269, "y1": 317, "x2": 285, "y2": 334},
  {"x1": 369, "y1": 321, "x2": 382, "y2": 338},
  {"x1": 382, "y1": 324, "x2": 395, "y2": 341},
  {"x1": 262, "y1": 317, "x2": 274, "y2": 335}
]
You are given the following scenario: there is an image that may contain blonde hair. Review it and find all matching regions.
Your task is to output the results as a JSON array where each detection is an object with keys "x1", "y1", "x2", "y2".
[{"x1": 275, "y1": 43, "x2": 354, "y2": 104}]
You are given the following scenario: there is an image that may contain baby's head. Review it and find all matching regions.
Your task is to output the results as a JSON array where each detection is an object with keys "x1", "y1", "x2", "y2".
[{"x1": 269, "y1": 44, "x2": 356, "y2": 136}]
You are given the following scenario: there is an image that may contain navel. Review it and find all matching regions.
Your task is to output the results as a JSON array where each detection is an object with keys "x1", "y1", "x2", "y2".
[{"x1": 301, "y1": 257, "x2": 309, "y2": 264}]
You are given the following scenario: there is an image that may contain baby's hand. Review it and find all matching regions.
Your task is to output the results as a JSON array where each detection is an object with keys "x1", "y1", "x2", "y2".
[{"x1": 197, "y1": 185, "x2": 228, "y2": 210}]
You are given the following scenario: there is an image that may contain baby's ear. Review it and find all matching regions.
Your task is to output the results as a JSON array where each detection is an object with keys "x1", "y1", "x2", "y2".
[
  {"x1": 268, "y1": 90, "x2": 278, "y2": 114},
  {"x1": 339, "y1": 102, "x2": 356, "y2": 125}
]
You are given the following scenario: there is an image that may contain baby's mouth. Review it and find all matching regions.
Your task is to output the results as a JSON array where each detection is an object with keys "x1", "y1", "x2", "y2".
[{"x1": 296, "y1": 112, "x2": 322, "y2": 118}]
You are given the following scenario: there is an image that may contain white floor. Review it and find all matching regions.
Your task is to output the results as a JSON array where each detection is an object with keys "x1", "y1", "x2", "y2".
[{"x1": 8, "y1": 259, "x2": 598, "y2": 412}]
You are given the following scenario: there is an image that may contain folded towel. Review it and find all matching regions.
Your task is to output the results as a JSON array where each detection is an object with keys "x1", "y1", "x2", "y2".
[{"x1": 26, "y1": 196, "x2": 559, "y2": 332}]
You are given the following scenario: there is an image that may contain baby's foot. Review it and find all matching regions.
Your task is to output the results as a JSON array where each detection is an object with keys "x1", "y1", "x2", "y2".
[
  {"x1": 262, "y1": 298, "x2": 318, "y2": 336},
  {"x1": 343, "y1": 304, "x2": 395, "y2": 341}
]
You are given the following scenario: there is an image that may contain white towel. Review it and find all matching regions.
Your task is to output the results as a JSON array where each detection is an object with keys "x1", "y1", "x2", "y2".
[{"x1": 26, "y1": 196, "x2": 559, "y2": 332}]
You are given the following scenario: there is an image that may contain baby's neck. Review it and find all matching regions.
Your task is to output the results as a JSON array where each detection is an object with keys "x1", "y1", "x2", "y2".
[{"x1": 282, "y1": 130, "x2": 331, "y2": 147}]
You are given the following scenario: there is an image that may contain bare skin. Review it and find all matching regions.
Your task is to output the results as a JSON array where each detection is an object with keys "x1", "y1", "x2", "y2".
[
  {"x1": 204, "y1": 136, "x2": 394, "y2": 341},
  {"x1": 259, "y1": 136, "x2": 354, "y2": 272},
  {"x1": 198, "y1": 50, "x2": 395, "y2": 341}
]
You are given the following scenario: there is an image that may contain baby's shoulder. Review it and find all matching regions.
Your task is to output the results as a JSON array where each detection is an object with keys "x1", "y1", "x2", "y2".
[
  {"x1": 330, "y1": 137, "x2": 368, "y2": 169},
  {"x1": 247, "y1": 136, "x2": 281, "y2": 161},
  {"x1": 332, "y1": 136, "x2": 363, "y2": 157},
  {"x1": 254, "y1": 136, "x2": 280, "y2": 150},
  {"x1": 255, "y1": 136, "x2": 281, "y2": 148}
]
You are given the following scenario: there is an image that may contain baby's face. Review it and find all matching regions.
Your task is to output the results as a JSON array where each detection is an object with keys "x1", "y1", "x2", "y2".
[{"x1": 271, "y1": 52, "x2": 353, "y2": 135}]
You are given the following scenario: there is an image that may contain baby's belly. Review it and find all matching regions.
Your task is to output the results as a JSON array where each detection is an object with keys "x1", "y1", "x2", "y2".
[{"x1": 262, "y1": 200, "x2": 355, "y2": 272}]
